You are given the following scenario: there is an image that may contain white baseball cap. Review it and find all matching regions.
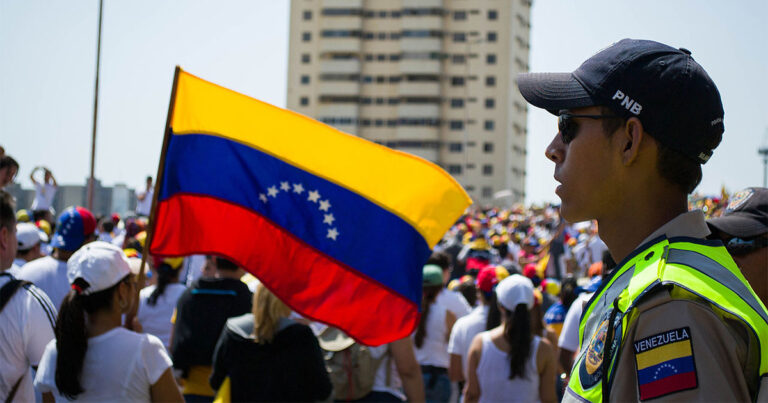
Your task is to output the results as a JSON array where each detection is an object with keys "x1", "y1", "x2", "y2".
[
  {"x1": 496, "y1": 274, "x2": 534, "y2": 311},
  {"x1": 67, "y1": 241, "x2": 131, "y2": 295},
  {"x1": 17, "y1": 222, "x2": 48, "y2": 250}
]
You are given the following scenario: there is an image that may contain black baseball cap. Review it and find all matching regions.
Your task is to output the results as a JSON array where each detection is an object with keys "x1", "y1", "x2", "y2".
[
  {"x1": 708, "y1": 188, "x2": 768, "y2": 238},
  {"x1": 517, "y1": 39, "x2": 724, "y2": 164}
]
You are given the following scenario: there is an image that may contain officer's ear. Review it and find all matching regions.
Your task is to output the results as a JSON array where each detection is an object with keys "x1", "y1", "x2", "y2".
[{"x1": 619, "y1": 117, "x2": 646, "y2": 166}]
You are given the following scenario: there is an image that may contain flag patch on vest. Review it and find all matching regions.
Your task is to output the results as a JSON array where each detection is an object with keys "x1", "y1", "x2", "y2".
[{"x1": 634, "y1": 327, "x2": 697, "y2": 400}]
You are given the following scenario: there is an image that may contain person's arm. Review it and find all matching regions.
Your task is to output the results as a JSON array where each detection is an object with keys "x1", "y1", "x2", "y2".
[
  {"x1": 29, "y1": 167, "x2": 39, "y2": 185},
  {"x1": 209, "y1": 326, "x2": 230, "y2": 392},
  {"x1": 41, "y1": 392, "x2": 55, "y2": 403},
  {"x1": 536, "y1": 338, "x2": 557, "y2": 403},
  {"x1": 150, "y1": 368, "x2": 183, "y2": 402},
  {"x1": 47, "y1": 169, "x2": 57, "y2": 187},
  {"x1": 558, "y1": 348, "x2": 575, "y2": 378},
  {"x1": 390, "y1": 337, "x2": 425, "y2": 403},
  {"x1": 444, "y1": 310, "x2": 457, "y2": 343},
  {"x1": 449, "y1": 353, "x2": 464, "y2": 382},
  {"x1": 463, "y1": 334, "x2": 483, "y2": 403},
  {"x1": 301, "y1": 326, "x2": 333, "y2": 401}
]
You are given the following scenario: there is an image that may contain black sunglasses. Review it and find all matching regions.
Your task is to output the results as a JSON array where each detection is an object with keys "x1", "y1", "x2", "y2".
[
  {"x1": 725, "y1": 236, "x2": 768, "y2": 256},
  {"x1": 557, "y1": 111, "x2": 619, "y2": 144}
]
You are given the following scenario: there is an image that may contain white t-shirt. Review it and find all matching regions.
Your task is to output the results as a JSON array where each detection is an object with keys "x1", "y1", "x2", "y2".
[
  {"x1": 35, "y1": 327, "x2": 172, "y2": 402},
  {"x1": 9, "y1": 258, "x2": 26, "y2": 276},
  {"x1": 558, "y1": 293, "x2": 593, "y2": 353},
  {"x1": 135, "y1": 188, "x2": 154, "y2": 216},
  {"x1": 31, "y1": 183, "x2": 56, "y2": 211},
  {"x1": 0, "y1": 274, "x2": 56, "y2": 402},
  {"x1": 414, "y1": 299, "x2": 450, "y2": 368},
  {"x1": 370, "y1": 344, "x2": 405, "y2": 400},
  {"x1": 435, "y1": 289, "x2": 472, "y2": 318},
  {"x1": 447, "y1": 305, "x2": 489, "y2": 378},
  {"x1": 138, "y1": 283, "x2": 187, "y2": 349},
  {"x1": 477, "y1": 332, "x2": 541, "y2": 403},
  {"x1": 16, "y1": 256, "x2": 69, "y2": 311}
]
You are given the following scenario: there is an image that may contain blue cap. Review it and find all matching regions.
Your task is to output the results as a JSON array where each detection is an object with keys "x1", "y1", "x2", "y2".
[
  {"x1": 51, "y1": 206, "x2": 96, "y2": 252},
  {"x1": 517, "y1": 39, "x2": 724, "y2": 164}
]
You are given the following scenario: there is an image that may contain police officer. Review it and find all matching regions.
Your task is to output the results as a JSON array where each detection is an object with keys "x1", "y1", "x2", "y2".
[{"x1": 516, "y1": 39, "x2": 768, "y2": 401}]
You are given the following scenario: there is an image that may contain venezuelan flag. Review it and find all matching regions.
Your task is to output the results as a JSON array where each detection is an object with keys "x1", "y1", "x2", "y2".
[
  {"x1": 635, "y1": 334, "x2": 697, "y2": 400},
  {"x1": 149, "y1": 69, "x2": 471, "y2": 345}
]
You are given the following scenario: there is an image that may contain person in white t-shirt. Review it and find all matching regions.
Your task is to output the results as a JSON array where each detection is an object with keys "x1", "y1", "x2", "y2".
[
  {"x1": 0, "y1": 190, "x2": 57, "y2": 402},
  {"x1": 135, "y1": 176, "x2": 154, "y2": 217},
  {"x1": 448, "y1": 266, "x2": 507, "y2": 383},
  {"x1": 34, "y1": 241, "x2": 182, "y2": 402},
  {"x1": 414, "y1": 265, "x2": 457, "y2": 402},
  {"x1": 138, "y1": 257, "x2": 187, "y2": 350},
  {"x1": 17, "y1": 206, "x2": 97, "y2": 310},
  {"x1": 9, "y1": 222, "x2": 47, "y2": 276},
  {"x1": 465, "y1": 275, "x2": 557, "y2": 403},
  {"x1": 427, "y1": 251, "x2": 472, "y2": 318},
  {"x1": 29, "y1": 167, "x2": 57, "y2": 216}
]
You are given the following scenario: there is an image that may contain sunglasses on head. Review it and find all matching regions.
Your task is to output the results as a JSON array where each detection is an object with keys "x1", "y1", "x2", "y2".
[
  {"x1": 557, "y1": 111, "x2": 619, "y2": 144},
  {"x1": 725, "y1": 236, "x2": 768, "y2": 256}
]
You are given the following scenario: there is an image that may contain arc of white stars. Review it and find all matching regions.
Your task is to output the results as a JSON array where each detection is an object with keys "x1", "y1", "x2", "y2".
[
  {"x1": 319, "y1": 200, "x2": 331, "y2": 212},
  {"x1": 267, "y1": 186, "x2": 278, "y2": 197},
  {"x1": 259, "y1": 193, "x2": 268, "y2": 203},
  {"x1": 293, "y1": 183, "x2": 305, "y2": 194},
  {"x1": 327, "y1": 228, "x2": 339, "y2": 241},
  {"x1": 280, "y1": 182, "x2": 290, "y2": 191}
]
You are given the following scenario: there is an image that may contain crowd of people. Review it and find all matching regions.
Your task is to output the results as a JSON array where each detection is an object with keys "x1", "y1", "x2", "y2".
[{"x1": 1, "y1": 39, "x2": 767, "y2": 403}]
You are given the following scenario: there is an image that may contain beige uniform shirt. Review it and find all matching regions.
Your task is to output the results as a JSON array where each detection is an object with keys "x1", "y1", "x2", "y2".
[{"x1": 592, "y1": 211, "x2": 765, "y2": 401}]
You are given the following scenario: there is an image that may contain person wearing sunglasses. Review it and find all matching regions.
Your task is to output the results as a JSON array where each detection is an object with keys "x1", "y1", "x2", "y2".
[
  {"x1": 516, "y1": 39, "x2": 768, "y2": 402},
  {"x1": 708, "y1": 187, "x2": 768, "y2": 307}
]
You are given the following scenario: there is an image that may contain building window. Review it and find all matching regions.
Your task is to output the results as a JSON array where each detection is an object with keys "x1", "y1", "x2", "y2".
[
  {"x1": 485, "y1": 98, "x2": 495, "y2": 109},
  {"x1": 376, "y1": 76, "x2": 385, "y2": 83},
  {"x1": 321, "y1": 29, "x2": 362, "y2": 38},
  {"x1": 377, "y1": 54, "x2": 386, "y2": 61},
  {"x1": 301, "y1": 53, "x2": 311, "y2": 64},
  {"x1": 302, "y1": 32, "x2": 311, "y2": 42},
  {"x1": 486, "y1": 54, "x2": 496, "y2": 64},
  {"x1": 378, "y1": 10, "x2": 387, "y2": 17},
  {"x1": 450, "y1": 98, "x2": 464, "y2": 108},
  {"x1": 486, "y1": 76, "x2": 496, "y2": 87},
  {"x1": 452, "y1": 54, "x2": 466, "y2": 64},
  {"x1": 300, "y1": 97, "x2": 309, "y2": 106},
  {"x1": 486, "y1": 31, "x2": 497, "y2": 42},
  {"x1": 451, "y1": 76, "x2": 465, "y2": 86},
  {"x1": 488, "y1": 10, "x2": 498, "y2": 20},
  {"x1": 482, "y1": 164, "x2": 493, "y2": 175},
  {"x1": 482, "y1": 187, "x2": 493, "y2": 198},
  {"x1": 448, "y1": 165, "x2": 463, "y2": 175},
  {"x1": 378, "y1": 32, "x2": 387, "y2": 40},
  {"x1": 365, "y1": 54, "x2": 373, "y2": 61},
  {"x1": 449, "y1": 142, "x2": 463, "y2": 152},
  {"x1": 303, "y1": 10, "x2": 312, "y2": 20},
  {"x1": 301, "y1": 75, "x2": 310, "y2": 84},
  {"x1": 454, "y1": 10, "x2": 467, "y2": 20},
  {"x1": 453, "y1": 32, "x2": 466, "y2": 42},
  {"x1": 483, "y1": 142, "x2": 494, "y2": 152},
  {"x1": 465, "y1": 185, "x2": 475, "y2": 192},
  {"x1": 484, "y1": 120, "x2": 494, "y2": 130},
  {"x1": 449, "y1": 120, "x2": 464, "y2": 130}
]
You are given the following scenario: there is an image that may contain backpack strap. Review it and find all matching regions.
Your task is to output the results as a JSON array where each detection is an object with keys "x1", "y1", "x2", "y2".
[{"x1": 0, "y1": 279, "x2": 31, "y2": 313}]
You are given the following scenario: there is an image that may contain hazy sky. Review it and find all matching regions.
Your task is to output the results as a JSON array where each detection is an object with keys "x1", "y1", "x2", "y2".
[{"x1": 2, "y1": 1, "x2": 766, "y2": 204}]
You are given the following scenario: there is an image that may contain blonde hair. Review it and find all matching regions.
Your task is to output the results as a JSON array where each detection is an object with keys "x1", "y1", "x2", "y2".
[{"x1": 252, "y1": 285, "x2": 291, "y2": 344}]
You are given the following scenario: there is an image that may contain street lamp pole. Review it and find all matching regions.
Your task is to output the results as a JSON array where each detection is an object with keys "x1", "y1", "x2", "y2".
[
  {"x1": 87, "y1": 0, "x2": 104, "y2": 211},
  {"x1": 759, "y1": 147, "x2": 768, "y2": 188}
]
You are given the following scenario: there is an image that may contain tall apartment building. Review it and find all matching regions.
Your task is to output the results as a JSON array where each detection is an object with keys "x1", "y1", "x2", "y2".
[{"x1": 287, "y1": 0, "x2": 531, "y2": 206}]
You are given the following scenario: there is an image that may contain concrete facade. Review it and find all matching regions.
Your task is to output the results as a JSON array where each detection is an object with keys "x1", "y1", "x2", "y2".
[{"x1": 287, "y1": 0, "x2": 531, "y2": 206}]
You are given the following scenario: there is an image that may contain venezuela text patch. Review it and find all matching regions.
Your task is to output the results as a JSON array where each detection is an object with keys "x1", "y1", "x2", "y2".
[{"x1": 634, "y1": 327, "x2": 698, "y2": 400}]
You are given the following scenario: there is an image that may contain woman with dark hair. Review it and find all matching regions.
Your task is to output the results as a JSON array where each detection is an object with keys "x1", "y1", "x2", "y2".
[
  {"x1": 413, "y1": 265, "x2": 456, "y2": 402},
  {"x1": 33, "y1": 242, "x2": 182, "y2": 402},
  {"x1": 465, "y1": 275, "x2": 557, "y2": 403},
  {"x1": 209, "y1": 284, "x2": 331, "y2": 401},
  {"x1": 138, "y1": 257, "x2": 187, "y2": 350}
]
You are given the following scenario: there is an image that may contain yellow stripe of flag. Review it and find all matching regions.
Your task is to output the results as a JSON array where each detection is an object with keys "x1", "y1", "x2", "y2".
[
  {"x1": 170, "y1": 70, "x2": 471, "y2": 247},
  {"x1": 635, "y1": 339, "x2": 692, "y2": 370}
]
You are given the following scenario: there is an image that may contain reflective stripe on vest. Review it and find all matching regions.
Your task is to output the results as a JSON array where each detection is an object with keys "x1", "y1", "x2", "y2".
[{"x1": 566, "y1": 237, "x2": 768, "y2": 403}]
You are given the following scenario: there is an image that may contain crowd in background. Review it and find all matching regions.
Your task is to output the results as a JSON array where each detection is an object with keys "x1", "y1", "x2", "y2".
[{"x1": 1, "y1": 146, "x2": 765, "y2": 403}]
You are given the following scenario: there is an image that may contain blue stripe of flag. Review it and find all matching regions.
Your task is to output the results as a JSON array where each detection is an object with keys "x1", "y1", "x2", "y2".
[{"x1": 637, "y1": 355, "x2": 695, "y2": 385}]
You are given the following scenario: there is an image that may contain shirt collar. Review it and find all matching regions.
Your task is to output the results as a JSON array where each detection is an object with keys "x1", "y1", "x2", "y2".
[{"x1": 639, "y1": 210, "x2": 711, "y2": 247}]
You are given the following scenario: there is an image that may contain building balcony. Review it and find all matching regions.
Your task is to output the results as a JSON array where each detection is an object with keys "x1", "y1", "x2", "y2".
[
  {"x1": 321, "y1": 0, "x2": 363, "y2": 8},
  {"x1": 398, "y1": 81, "x2": 441, "y2": 97},
  {"x1": 318, "y1": 81, "x2": 361, "y2": 95},
  {"x1": 395, "y1": 126, "x2": 440, "y2": 141},
  {"x1": 402, "y1": 0, "x2": 443, "y2": 8},
  {"x1": 320, "y1": 38, "x2": 362, "y2": 53},
  {"x1": 319, "y1": 59, "x2": 361, "y2": 74},
  {"x1": 398, "y1": 104, "x2": 440, "y2": 116},
  {"x1": 399, "y1": 59, "x2": 442, "y2": 75},
  {"x1": 401, "y1": 16, "x2": 442, "y2": 30},
  {"x1": 400, "y1": 37, "x2": 443, "y2": 53}
]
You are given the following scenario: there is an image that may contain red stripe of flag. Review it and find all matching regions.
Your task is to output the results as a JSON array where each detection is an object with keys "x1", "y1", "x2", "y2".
[
  {"x1": 152, "y1": 194, "x2": 420, "y2": 345},
  {"x1": 639, "y1": 371, "x2": 697, "y2": 400}
]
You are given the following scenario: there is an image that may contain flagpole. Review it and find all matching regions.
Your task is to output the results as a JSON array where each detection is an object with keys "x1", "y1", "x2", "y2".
[
  {"x1": 126, "y1": 66, "x2": 181, "y2": 329},
  {"x1": 86, "y1": 0, "x2": 104, "y2": 211}
]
